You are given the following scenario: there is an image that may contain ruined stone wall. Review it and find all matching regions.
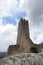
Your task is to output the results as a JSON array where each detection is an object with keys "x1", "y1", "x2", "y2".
[
  {"x1": 7, "y1": 45, "x2": 20, "y2": 55},
  {"x1": 38, "y1": 43, "x2": 43, "y2": 52}
]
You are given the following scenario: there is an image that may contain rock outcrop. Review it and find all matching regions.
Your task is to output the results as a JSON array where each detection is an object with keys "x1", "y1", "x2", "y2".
[{"x1": 0, "y1": 53, "x2": 43, "y2": 65}]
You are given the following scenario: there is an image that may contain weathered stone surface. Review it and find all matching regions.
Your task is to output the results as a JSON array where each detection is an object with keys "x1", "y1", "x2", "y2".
[
  {"x1": 7, "y1": 45, "x2": 20, "y2": 55},
  {"x1": 0, "y1": 53, "x2": 43, "y2": 65}
]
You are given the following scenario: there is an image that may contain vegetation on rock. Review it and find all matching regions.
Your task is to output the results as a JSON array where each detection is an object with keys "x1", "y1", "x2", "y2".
[{"x1": 30, "y1": 46, "x2": 38, "y2": 53}]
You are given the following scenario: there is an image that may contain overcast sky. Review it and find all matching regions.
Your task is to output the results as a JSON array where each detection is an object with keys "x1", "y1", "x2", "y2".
[{"x1": 0, "y1": 0, "x2": 43, "y2": 51}]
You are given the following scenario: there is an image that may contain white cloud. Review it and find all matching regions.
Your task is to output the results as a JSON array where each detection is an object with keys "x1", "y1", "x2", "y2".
[
  {"x1": 0, "y1": 0, "x2": 18, "y2": 17},
  {"x1": 20, "y1": 0, "x2": 43, "y2": 44},
  {"x1": 0, "y1": 23, "x2": 17, "y2": 51},
  {"x1": 0, "y1": 0, "x2": 20, "y2": 51}
]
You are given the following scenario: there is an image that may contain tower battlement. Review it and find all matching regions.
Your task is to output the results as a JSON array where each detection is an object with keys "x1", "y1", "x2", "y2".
[{"x1": 19, "y1": 18, "x2": 28, "y2": 25}]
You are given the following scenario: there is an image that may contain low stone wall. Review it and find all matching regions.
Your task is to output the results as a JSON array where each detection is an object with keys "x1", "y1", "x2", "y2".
[{"x1": 7, "y1": 45, "x2": 20, "y2": 55}]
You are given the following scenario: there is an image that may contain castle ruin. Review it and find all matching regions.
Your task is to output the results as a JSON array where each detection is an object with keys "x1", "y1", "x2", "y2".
[
  {"x1": 7, "y1": 18, "x2": 43, "y2": 55},
  {"x1": 16, "y1": 18, "x2": 34, "y2": 52}
]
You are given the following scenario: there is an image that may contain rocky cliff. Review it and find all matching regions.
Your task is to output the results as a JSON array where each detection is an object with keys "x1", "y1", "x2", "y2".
[{"x1": 0, "y1": 53, "x2": 43, "y2": 65}]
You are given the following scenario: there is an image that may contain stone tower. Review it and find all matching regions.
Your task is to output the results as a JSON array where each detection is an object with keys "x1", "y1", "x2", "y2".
[
  {"x1": 7, "y1": 18, "x2": 42, "y2": 55},
  {"x1": 17, "y1": 18, "x2": 34, "y2": 52},
  {"x1": 17, "y1": 18, "x2": 29, "y2": 44},
  {"x1": 7, "y1": 18, "x2": 34, "y2": 55}
]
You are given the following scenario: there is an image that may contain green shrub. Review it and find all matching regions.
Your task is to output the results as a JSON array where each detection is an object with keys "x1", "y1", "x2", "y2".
[{"x1": 30, "y1": 46, "x2": 38, "y2": 53}]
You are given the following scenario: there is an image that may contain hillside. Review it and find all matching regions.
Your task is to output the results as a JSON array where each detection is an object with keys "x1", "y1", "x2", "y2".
[
  {"x1": 0, "y1": 53, "x2": 43, "y2": 65},
  {"x1": 0, "y1": 52, "x2": 7, "y2": 58}
]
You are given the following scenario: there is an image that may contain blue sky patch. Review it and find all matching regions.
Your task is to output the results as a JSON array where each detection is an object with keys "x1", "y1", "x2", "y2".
[
  {"x1": 2, "y1": 11, "x2": 26, "y2": 25},
  {"x1": 2, "y1": 17, "x2": 17, "y2": 25},
  {"x1": 16, "y1": 11, "x2": 26, "y2": 20}
]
